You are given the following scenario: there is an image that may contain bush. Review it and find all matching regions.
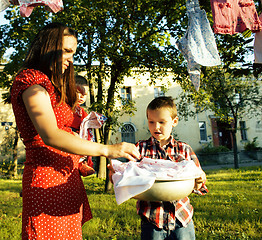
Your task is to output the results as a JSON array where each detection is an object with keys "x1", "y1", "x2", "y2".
[
  {"x1": 0, "y1": 159, "x2": 15, "y2": 177},
  {"x1": 200, "y1": 144, "x2": 231, "y2": 154},
  {"x1": 244, "y1": 137, "x2": 261, "y2": 151}
]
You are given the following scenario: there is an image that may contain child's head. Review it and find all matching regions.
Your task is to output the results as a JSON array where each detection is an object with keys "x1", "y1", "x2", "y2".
[
  {"x1": 146, "y1": 96, "x2": 178, "y2": 146},
  {"x1": 75, "y1": 75, "x2": 88, "y2": 106}
]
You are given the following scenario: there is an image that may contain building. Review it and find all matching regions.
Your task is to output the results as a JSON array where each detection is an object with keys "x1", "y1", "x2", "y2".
[
  {"x1": 0, "y1": 66, "x2": 261, "y2": 161},
  {"x1": 90, "y1": 68, "x2": 261, "y2": 154}
]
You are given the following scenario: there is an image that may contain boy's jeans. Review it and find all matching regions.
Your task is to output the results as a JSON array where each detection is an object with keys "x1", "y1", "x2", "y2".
[{"x1": 141, "y1": 218, "x2": 195, "y2": 240}]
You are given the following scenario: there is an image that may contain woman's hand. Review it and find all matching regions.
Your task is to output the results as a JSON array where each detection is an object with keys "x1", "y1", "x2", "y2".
[{"x1": 104, "y1": 142, "x2": 140, "y2": 162}]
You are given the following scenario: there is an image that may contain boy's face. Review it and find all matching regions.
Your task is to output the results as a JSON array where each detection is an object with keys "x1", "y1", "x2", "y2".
[
  {"x1": 76, "y1": 84, "x2": 88, "y2": 105},
  {"x1": 147, "y1": 108, "x2": 178, "y2": 146}
]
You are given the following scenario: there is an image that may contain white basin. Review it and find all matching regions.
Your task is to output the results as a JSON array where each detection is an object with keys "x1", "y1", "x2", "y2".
[{"x1": 133, "y1": 178, "x2": 195, "y2": 201}]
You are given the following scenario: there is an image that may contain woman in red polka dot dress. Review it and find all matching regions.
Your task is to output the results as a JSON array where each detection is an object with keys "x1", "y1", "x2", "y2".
[{"x1": 11, "y1": 22, "x2": 140, "y2": 240}]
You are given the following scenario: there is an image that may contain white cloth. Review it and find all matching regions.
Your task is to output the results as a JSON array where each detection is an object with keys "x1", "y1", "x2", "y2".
[
  {"x1": 79, "y1": 111, "x2": 107, "y2": 140},
  {"x1": 176, "y1": 0, "x2": 221, "y2": 90},
  {"x1": 0, "y1": 0, "x2": 10, "y2": 12},
  {"x1": 111, "y1": 157, "x2": 203, "y2": 205}
]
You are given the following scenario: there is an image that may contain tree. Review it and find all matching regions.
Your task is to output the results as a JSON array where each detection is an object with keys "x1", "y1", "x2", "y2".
[
  {"x1": 1, "y1": 0, "x2": 261, "y2": 177},
  {"x1": 174, "y1": 0, "x2": 262, "y2": 169},
  {"x1": 174, "y1": 16, "x2": 262, "y2": 168},
  {"x1": 0, "y1": 0, "x2": 187, "y2": 185}
]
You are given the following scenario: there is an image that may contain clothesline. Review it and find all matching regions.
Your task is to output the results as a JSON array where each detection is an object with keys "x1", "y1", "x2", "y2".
[{"x1": 1, "y1": 0, "x2": 261, "y2": 89}]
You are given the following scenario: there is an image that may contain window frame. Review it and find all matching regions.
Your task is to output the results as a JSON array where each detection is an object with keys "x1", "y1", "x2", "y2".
[{"x1": 199, "y1": 121, "x2": 208, "y2": 142}]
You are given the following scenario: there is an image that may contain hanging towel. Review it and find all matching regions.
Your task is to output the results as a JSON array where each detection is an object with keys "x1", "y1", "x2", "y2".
[
  {"x1": 0, "y1": 0, "x2": 10, "y2": 12},
  {"x1": 9, "y1": 0, "x2": 63, "y2": 17},
  {"x1": 210, "y1": 0, "x2": 262, "y2": 34},
  {"x1": 254, "y1": 14, "x2": 262, "y2": 63},
  {"x1": 176, "y1": 0, "x2": 221, "y2": 90}
]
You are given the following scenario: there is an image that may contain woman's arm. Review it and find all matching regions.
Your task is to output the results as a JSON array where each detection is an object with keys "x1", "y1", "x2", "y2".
[{"x1": 22, "y1": 85, "x2": 140, "y2": 161}]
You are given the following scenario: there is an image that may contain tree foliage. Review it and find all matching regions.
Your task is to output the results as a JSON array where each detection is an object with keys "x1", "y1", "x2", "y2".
[{"x1": 1, "y1": 0, "x2": 261, "y2": 174}]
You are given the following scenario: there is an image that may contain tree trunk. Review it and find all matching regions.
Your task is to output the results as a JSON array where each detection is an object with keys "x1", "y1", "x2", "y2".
[
  {"x1": 98, "y1": 156, "x2": 107, "y2": 179},
  {"x1": 104, "y1": 128, "x2": 113, "y2": 192},
  {"x1": 232, "y1": 130, "x2": 239, "y2": 169},
  {"x1": 93, "y1": 128, "x2": 105, "y2": 178},
  {"x1": 12, "y1": 128, "x2": 19, "y2": 178}
]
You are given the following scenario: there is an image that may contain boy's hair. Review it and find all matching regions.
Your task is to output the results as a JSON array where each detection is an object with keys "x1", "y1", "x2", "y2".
[
  {"x1": 75, "y1": 75, "x2": 88, "y2": 96},
  {"x1": 75, "y1": 75, "x2": 88, "y2": 86},
  {"x1": 147, "y1": 96, "x2": 177, "y2": 119}
]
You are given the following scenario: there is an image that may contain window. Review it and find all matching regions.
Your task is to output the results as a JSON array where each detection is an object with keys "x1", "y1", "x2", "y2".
[
  {"x1": 199, "y1": 121, "x2": 207, "y2": 141},
  {"x1": 121, "y1": 123, "x2": 136, "y2": 144},
  {"x1": 256, "y1": 121, "x2": 262, "y2": 132},
  {"x1": 154, "y1": 87, "x2": 165, "y2": 98},
  {"x1": 240, "y1": 121, "x2": 247, "y2": 141},
  {"x1": 121, "y1": 87, "x2": 132, "y2": 105}
]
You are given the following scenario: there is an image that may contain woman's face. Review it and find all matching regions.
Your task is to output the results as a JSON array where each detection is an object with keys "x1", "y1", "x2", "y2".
[{"x1": 62, "y1": 35, "x2": 77, "y2": 73}]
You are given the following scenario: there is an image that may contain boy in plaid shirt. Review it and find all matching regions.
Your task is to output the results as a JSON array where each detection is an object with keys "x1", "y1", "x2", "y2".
[{"x1": 136, "y1": 96, "x2": 208, "y2": 240}]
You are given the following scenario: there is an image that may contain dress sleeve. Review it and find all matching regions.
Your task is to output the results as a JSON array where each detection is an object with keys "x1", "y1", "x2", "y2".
[{"x1": 11, "y1": 69, "x2": 54, "y2": 102}]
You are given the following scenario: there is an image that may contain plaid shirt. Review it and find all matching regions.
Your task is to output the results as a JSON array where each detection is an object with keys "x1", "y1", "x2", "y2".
[{"x1": 135, "y1": 136, "x2": 208, "y2": 230}]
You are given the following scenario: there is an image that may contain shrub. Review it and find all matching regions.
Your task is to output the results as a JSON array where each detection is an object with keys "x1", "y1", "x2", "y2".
[
  {"x1": 0, "y1": 159, "x2": 15, "y2": 177},
  {"x1": 200, "y1": 144, "x2": 231, "y2": 154},
  {"x1": 244, "y1": 137, "x2": 261, "y2": 151}
]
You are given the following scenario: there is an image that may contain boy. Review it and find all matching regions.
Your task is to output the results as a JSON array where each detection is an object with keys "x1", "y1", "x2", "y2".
[
  {"x1": 71, "y1": 75, "x2": 89, "y2": 133},
  {"x1": 71, "y1": 75, "x2": 95, "y2": 176},
  {"x1": 136, "y1": 96, "x2": 208, "y2": 240}
]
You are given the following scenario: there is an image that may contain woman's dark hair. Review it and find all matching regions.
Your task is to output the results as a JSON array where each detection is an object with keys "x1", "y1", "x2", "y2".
[{"x1": 21, "y1": 22, "x2": 78, "y2": 108}]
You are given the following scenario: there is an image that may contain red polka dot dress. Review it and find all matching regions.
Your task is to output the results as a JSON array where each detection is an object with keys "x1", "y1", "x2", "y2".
[{"x1": 11, "y1": 69, "x2": 92, "y2": 240}]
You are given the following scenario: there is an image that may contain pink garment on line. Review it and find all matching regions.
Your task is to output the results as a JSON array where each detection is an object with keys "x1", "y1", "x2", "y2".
[
  {"x1": 210, "y1": 0, "x2": 262, "y2": 34},
  {"x1": 10, "y1": 0, "x2": 63, "y2": 17},
  {"x1": 254, "y1": 14, "x2": 262, "y2": 63}
]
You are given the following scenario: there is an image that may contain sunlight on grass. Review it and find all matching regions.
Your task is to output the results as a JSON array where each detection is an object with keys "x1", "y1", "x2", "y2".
[{"x1": 0, "y1": 167, "x2": 261, "y2": 239}]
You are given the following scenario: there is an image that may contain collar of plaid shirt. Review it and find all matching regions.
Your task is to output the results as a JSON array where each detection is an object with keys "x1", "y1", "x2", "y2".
[{"x1": 136, "y1": 136, "x2": 207, "y2": 230}]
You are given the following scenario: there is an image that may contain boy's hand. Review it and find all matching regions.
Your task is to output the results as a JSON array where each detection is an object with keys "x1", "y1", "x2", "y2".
[{"x1": 194, "y1": 172, "x2": 206, "y2": 190}]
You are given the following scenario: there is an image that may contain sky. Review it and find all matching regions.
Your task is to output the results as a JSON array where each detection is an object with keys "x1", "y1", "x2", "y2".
[
  {"x1": 0, "y1": 10, "x2": 8, "y2": 25},
  {"x1": 1, "y1": 10, "x2": 14, "y2": 60}
]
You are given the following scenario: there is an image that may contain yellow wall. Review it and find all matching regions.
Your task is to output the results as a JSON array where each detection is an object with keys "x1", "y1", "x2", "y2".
[
  {"x1": 108, "y1": 69, "x2": 262, "y2": 152},
  {"x1": 0, "y1": 89, "x2": 25, "y2": 160},
  {"x1": 0, "y1": 69, "x2": 261, "y2": 160}
]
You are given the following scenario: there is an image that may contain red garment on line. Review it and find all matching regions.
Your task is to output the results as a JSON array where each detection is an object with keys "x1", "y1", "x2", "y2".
[{"x1": 210, "y1": 0, "x2": 262, "y2": 34}]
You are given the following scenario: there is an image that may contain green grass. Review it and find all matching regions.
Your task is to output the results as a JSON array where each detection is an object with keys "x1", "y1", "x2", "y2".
[{"x1": 0, "y1": 166, "x2": 261, "y2": 240}]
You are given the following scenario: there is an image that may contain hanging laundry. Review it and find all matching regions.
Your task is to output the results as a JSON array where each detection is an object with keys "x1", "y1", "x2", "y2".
[
  {"x1": 0, "y1": 0, "x2": 10, "y2": 12},
  {"x1": 254, "y1": 13, "x2": 262, "y2": 63},
  {"x1": 176, "y1": 0, "x2": 221, "y2": 91},
  {"x1": 9, "y1": 0, "x2": 63, "y2": 17},
  {"x1": 210, "y1": 0, "x2": 262, "y2": 34}
]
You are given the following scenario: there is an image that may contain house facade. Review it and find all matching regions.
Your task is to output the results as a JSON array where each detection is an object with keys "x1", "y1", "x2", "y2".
[{"x1": 89, "y1": 69, "x2": 262, "y2": 154}]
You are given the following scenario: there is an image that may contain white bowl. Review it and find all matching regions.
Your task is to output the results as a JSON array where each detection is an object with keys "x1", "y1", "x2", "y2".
[{"x1": 133, "y1": 178, "x2": 195, "y2": 201}]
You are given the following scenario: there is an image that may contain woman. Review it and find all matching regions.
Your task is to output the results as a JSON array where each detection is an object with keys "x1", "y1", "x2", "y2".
[{"x1": 11, "y1": 22, "x2": 140, "y2": 240}]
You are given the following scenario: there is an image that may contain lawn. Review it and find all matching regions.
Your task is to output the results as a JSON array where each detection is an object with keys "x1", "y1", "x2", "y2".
[{"x1": 0, "y1": 166, "x2": 261, "y2": 240}]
